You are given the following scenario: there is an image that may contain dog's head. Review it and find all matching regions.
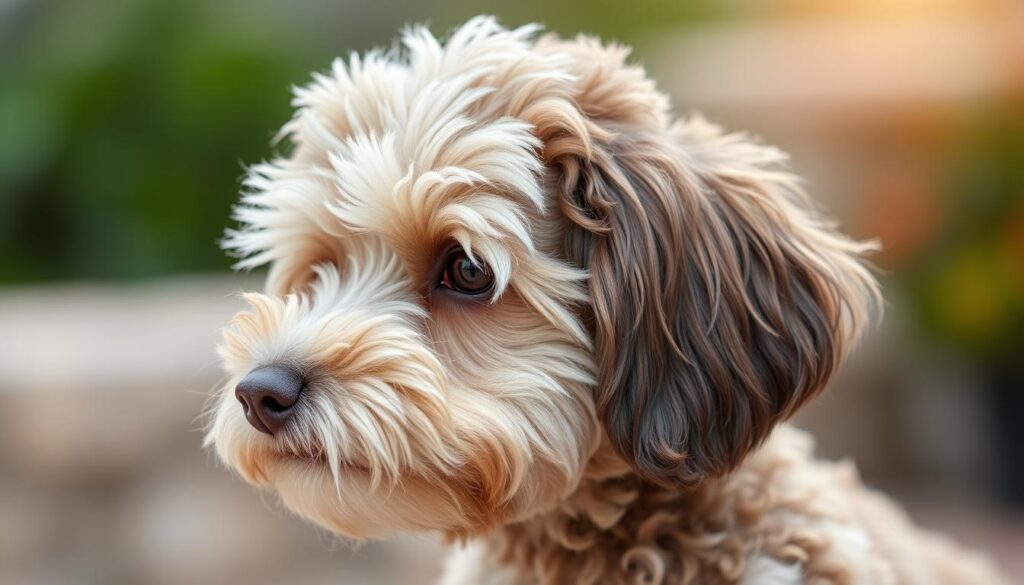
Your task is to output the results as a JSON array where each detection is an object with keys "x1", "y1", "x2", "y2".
[{"x1": 206, "y1": 17, "x2": 879, "y2": 539}]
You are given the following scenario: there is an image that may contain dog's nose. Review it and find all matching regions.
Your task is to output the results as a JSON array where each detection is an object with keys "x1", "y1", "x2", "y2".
[{"x1": 235, "y1": 365, "x2": 305, "y2": 435}]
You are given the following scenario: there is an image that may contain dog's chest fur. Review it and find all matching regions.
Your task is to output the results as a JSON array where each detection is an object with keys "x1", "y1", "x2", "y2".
[{"x1": 442, "y1": 426, "x2": 898, "y2": 585}]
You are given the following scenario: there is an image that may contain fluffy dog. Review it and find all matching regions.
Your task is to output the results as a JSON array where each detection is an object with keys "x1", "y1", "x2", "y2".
[{"x1": 206, "y1": 17, "x2": 1006, "y2": 584}]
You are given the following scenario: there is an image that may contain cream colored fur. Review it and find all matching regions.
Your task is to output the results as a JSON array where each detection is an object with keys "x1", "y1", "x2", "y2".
[{"x1": 205, "y1": 17, "x2": 1008, "y2": 583}]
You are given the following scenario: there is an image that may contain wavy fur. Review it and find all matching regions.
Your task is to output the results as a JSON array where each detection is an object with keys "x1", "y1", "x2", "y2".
[{"x1": 206, "y1": 16, "x2": 1007, "y2": 583}]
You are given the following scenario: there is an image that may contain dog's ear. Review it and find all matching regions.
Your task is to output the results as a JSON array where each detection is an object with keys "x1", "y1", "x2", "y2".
[{"x1": 558, "y1": 114, "x2": 879, "y2": 488}]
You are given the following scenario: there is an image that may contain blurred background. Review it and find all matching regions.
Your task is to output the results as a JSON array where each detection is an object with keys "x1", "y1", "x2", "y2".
[{"x1": 1, "y1": 0, "x2": 1022, "y2": 583}]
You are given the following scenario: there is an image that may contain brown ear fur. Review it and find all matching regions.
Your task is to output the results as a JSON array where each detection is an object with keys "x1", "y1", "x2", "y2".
[{"x1": 558, "y1": 111, "x2": 879, "y2": 487}]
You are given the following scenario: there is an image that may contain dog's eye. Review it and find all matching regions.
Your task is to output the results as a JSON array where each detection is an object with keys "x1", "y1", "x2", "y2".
[{"x1": 440, "y1": 248, "x2": 494, "y2": 295}]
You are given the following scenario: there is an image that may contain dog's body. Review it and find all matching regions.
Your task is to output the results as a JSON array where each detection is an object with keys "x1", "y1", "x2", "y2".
[
  {"x1": 442, "y1": 426, "x2": 1002, "y2": 584},
  {"x1": 206, "y1": 17, "x2": 1006, "y2": 584}
]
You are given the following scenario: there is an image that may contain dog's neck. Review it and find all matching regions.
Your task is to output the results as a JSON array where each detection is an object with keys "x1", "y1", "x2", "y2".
[
  {"x1": 479, "y1": 438, "x2": 693, "y2": 583},
  {"x1": 471, "y1": 429, "x2": 808, "y2": 584}
]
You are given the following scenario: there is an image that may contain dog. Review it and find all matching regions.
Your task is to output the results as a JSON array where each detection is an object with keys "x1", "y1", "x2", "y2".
[{"x1": 206, "y1": 17, "x2": 1008, "y2": 584}]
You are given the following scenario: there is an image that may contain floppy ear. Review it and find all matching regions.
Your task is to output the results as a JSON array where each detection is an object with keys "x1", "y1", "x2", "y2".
[{"x1": 559, "y1": 115, "x2": 879, "y2": 488}]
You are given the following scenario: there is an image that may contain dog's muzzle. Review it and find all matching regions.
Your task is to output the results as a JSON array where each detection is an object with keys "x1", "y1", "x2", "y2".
[{"x1": 234, "y1": 365, "x2": 305, "y2": 435}]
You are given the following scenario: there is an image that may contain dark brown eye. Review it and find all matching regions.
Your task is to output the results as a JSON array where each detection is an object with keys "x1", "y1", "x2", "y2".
[{"x1": 441, "y1": 248, "x2": 493, "y2": 295}]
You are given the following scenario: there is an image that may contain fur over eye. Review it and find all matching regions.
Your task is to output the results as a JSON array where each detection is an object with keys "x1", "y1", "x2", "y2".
[{"x1": 439, "y1": 247, "x2": 494, "y2": 295}]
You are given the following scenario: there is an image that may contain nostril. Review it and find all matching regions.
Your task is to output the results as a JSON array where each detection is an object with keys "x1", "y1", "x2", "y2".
[{"x1": 260, "y1": 395, "x2": 290, "y2": 414}]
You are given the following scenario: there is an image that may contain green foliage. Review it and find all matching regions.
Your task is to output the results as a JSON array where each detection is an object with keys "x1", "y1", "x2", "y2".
[
  {"x1": 905, "y1": 104, "x2": 1024, "y2": 359},
  {"x1": 1, "y1": 0, "x2": 320, "y2": 281}
]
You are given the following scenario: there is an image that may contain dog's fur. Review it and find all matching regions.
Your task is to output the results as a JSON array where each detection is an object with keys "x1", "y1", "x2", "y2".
[{"x1": 206, "y1": 17, "x2": 1007, "y2": 584}]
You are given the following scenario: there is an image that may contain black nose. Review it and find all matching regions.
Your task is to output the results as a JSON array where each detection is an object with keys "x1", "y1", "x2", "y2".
[{"x1": 235, "y1": 365, "x2": 305, "y2": 435}]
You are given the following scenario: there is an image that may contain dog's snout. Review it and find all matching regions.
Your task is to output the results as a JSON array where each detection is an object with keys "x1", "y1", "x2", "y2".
[{"x1": 234, "y1": 365, "x2": 305, "y2": 435}]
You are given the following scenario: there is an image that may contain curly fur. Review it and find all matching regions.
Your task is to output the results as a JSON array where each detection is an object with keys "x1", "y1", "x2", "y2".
[
  {"x1": 443, "y1": 427, "x2": 1005, "y2": 584},
  {"x1": 205, "y1": 16, "x2": 1008, "y2": 583}
]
